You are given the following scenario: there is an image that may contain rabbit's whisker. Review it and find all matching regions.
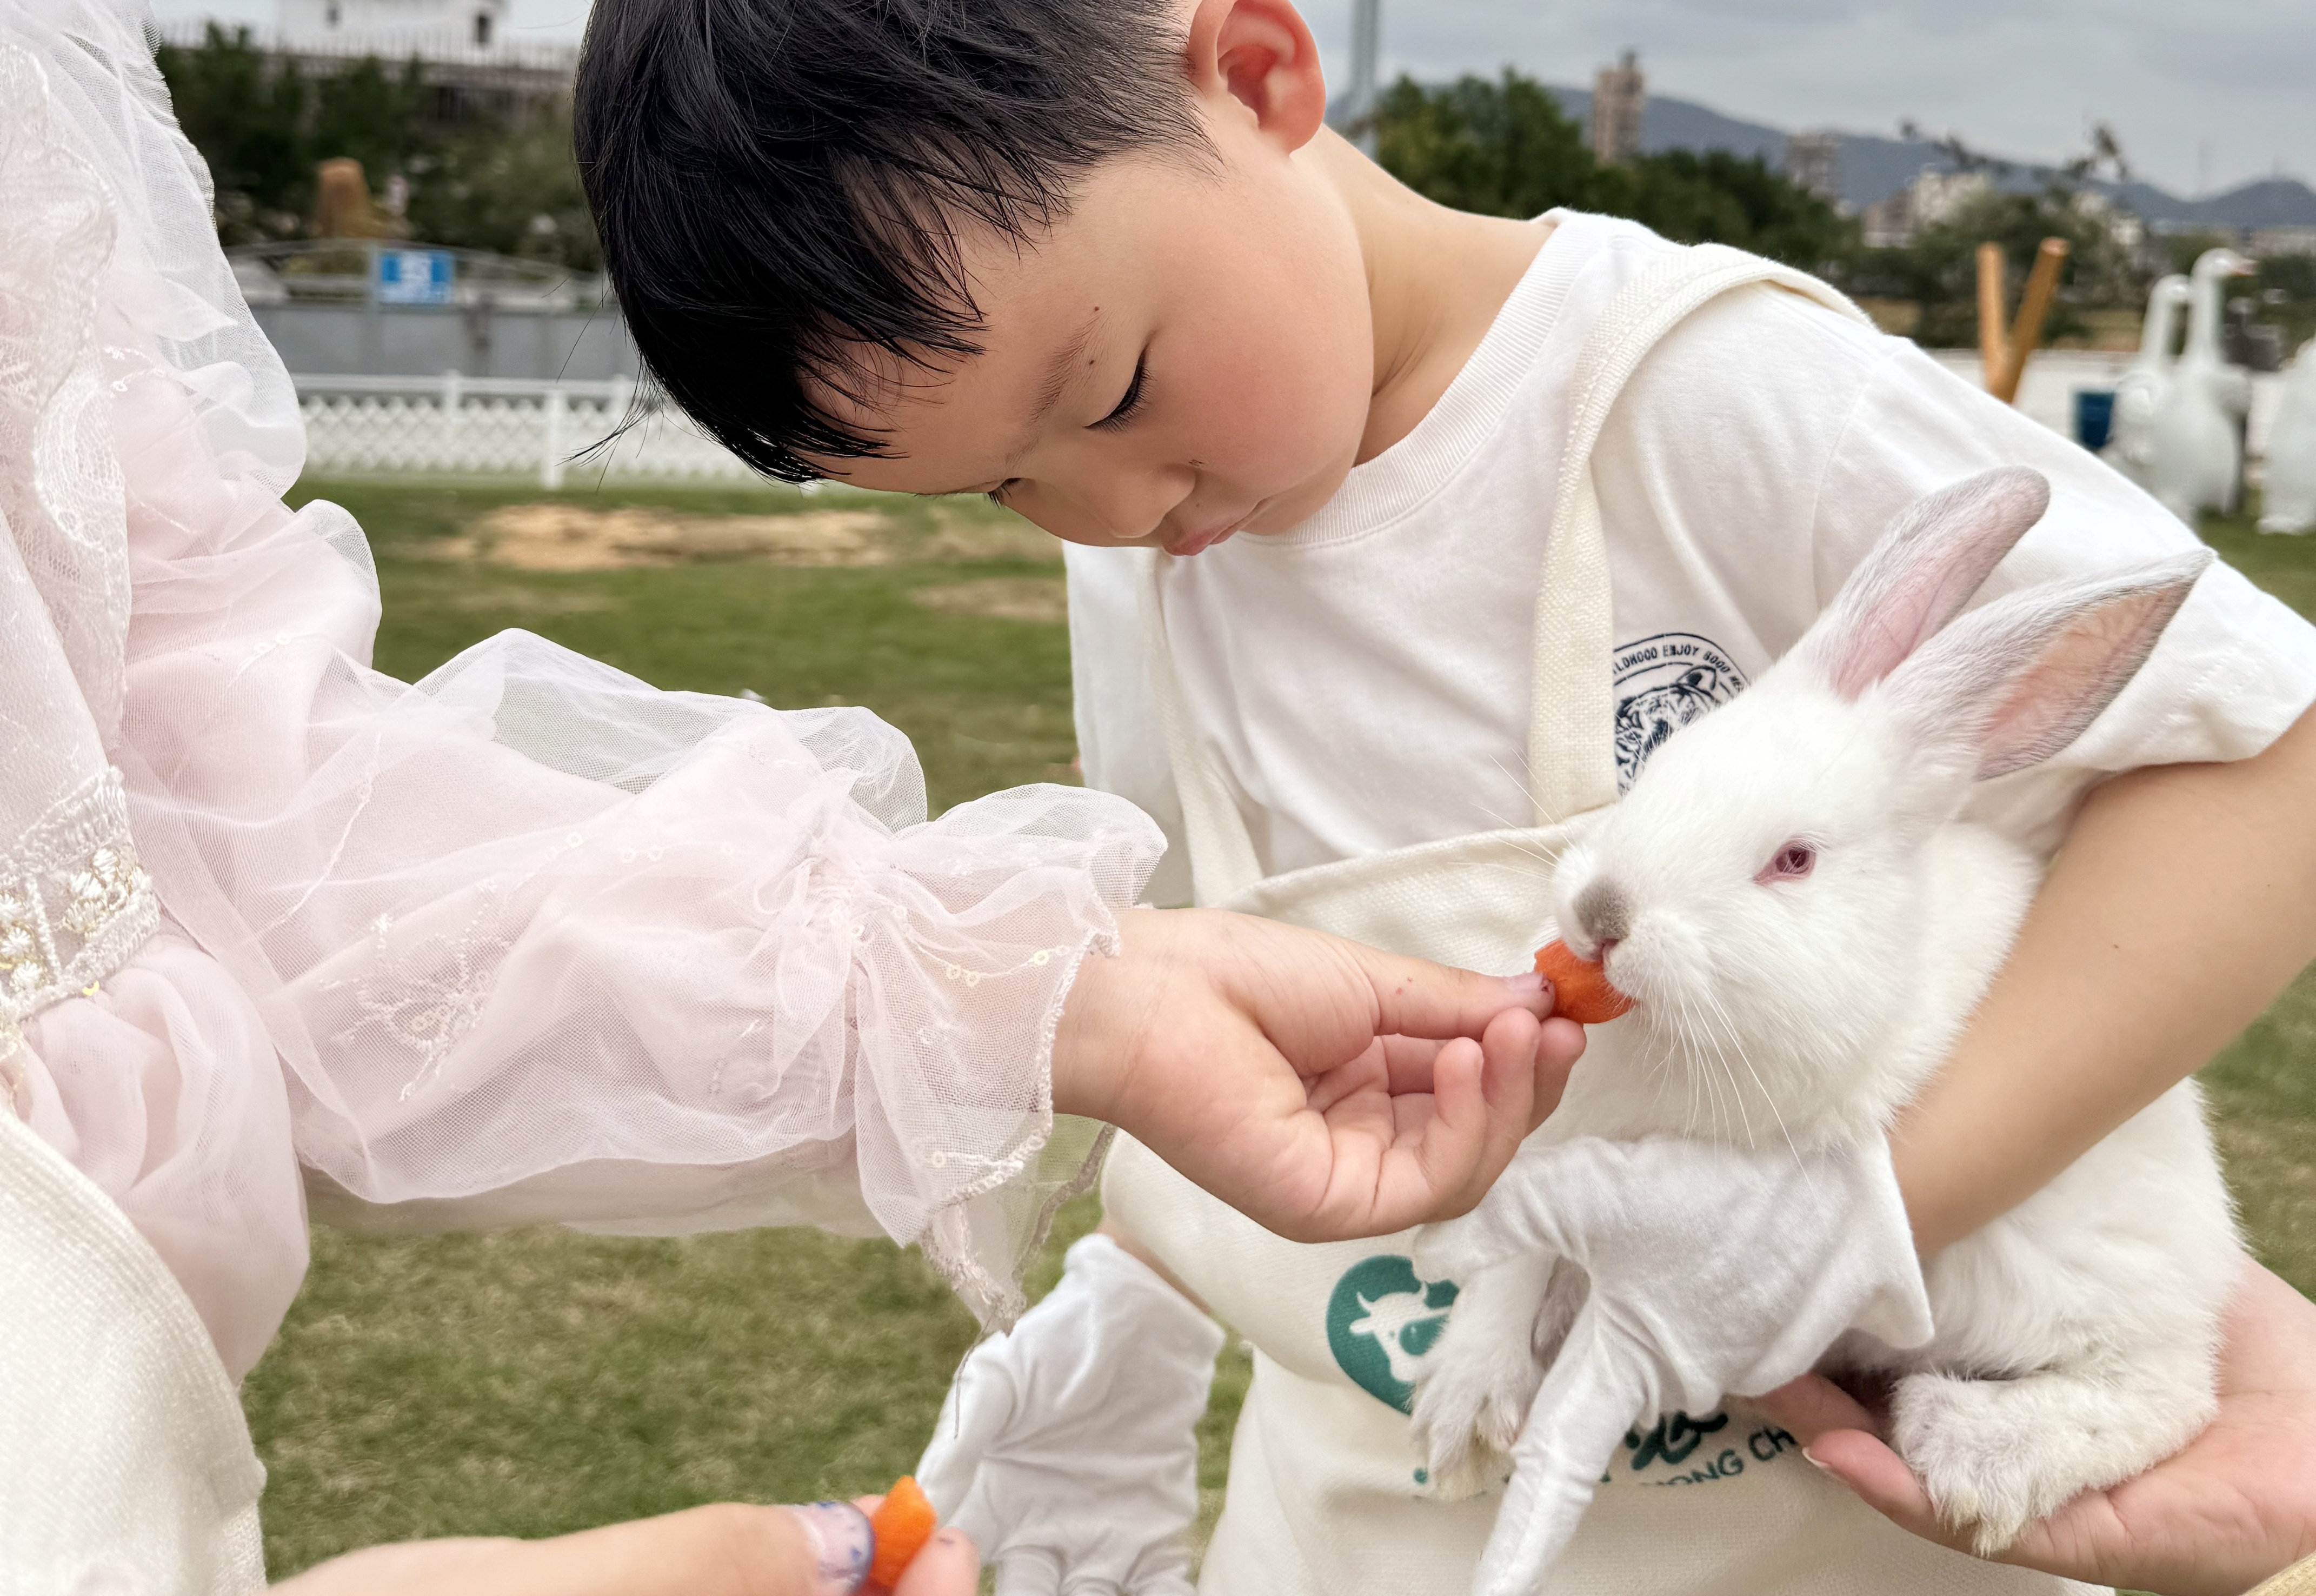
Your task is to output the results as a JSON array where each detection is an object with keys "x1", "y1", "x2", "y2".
[
  {"x1": 1467, "y1": 800, "x2": 1560, "y2": 869},
  {"x1": 1488, "y1": 754, "x2": 1550, "y2": 823},
  {"x1": 1698, "y1": 983, "x2": 1807, "y2": 1177}
]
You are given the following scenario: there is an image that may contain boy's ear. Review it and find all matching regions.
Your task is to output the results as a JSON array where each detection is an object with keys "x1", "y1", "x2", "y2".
[{"x1": 1183, "y1": 0, "x2": 1329, "y2": 152}]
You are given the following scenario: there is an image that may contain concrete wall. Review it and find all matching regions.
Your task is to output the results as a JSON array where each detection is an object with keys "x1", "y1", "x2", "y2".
[{"x1": 254, "y1": 301, "x2": 640, "y2": 381}]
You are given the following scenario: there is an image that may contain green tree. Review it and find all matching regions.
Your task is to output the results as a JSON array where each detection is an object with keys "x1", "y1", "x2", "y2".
[
  {"x1": 1374, "y1": 71, "x2": 1597, "y2": 221},
  {"x1": 154, "y1": 24, "x2": 315, "y2": 242},
  {"x1": 152, "y1": 28, "x2": 600, "y2": 271},
  {"x1": 1607, "y1": 150, "x2": 1854, "y2": 274},
  {"x1": 1848, "y1": 187, "x2": 2147, "y2": 348},
  {"x1": 1373, "y1": 70, "x2": 1853, "y2": 273},
  {"x1": 403, "y1": 108, "x2": 602, "y2": 272}
]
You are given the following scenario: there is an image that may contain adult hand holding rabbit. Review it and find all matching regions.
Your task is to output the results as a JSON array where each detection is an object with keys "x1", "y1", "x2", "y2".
[{"x1": 1757, "y1": 1260, "x2": 2316, "y2": 1596}]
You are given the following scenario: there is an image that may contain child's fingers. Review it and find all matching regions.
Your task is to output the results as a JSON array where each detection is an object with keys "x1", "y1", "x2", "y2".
[
  {"x1": 1402, "y1": 1031, "x2": 1494, "y2": 1223},
  {"x1": 1456, "y1": 1006, "x2": 1552, "y2": 1207},
  {"x1": 1525, "y1": 1016, "x2": 1586, "y2": 1132},
  {"x1": 1346, "y1": 942, "x2": 1554, "y2": 1041}
]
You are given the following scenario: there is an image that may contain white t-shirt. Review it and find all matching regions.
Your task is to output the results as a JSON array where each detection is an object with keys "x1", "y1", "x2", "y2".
[{"x1": 1067, "y1": 210, "x2": 2316, "y2": 910}]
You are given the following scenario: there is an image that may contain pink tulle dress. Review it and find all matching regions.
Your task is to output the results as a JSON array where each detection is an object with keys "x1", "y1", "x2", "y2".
[{"x1": 1, "y1": 0, "x2": 1161, "y2": 1384}]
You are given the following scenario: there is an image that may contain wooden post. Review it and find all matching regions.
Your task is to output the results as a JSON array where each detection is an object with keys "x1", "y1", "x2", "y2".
[
  {"x1": 1977, "y1": 243, "x2": 2008, "y2": 389},
  {"x1": 1993, "y1": 237, "x2": 2071, "y2": 405}
]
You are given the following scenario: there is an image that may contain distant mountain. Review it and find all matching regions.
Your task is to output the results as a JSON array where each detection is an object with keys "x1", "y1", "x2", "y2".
[{"x1": 1547, "y1": 85, "x2": 2316, "y2": 231}]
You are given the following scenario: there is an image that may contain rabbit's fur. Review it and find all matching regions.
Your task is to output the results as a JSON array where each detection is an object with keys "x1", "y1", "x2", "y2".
[{"x1": 1411, "y1": 468, "x2": 2240, "y2": 1555}]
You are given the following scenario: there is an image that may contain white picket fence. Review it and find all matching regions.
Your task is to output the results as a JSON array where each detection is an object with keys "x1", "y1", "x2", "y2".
[
  {"x1": 295, "y1": 374, "x2": 769, "y2": 488},
  {"x1": 302, "y1": 356, "x2": 2290, "y2": 491}
]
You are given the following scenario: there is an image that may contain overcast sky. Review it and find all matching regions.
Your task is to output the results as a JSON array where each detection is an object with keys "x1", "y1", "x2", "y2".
[{"x1": 155, "y1": 0, "x2": 2312, "y2": 198}]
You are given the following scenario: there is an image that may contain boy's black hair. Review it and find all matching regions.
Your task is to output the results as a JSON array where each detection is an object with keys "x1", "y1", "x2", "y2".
[{"x1": 575, "y1": 0, "x2": 1205, "y2": 483}]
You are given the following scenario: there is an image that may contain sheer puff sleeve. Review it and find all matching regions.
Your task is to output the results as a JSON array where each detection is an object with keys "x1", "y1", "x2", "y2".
[
  {"x1": 2, "y1": 0, "x2": 1157, "y2": 1366},
  {"x1": 113, "y1": 351, "x2": 1161, "y2": 1331}
]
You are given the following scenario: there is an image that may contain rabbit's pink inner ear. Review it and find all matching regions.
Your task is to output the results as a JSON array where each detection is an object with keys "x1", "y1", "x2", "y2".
[
  {"x1": 1808, "y1": 468, "x2": 2052, "y2": 700},
  {"x1": 1826, "y1": 557, "x2": 2011, "y2": 700},
  {"x1": 1974, "y1": 583, "x2": 2192, "y2": 780},
  {"x1": 1818, "y1": 470, "x2": 2052, "y2": 698}
]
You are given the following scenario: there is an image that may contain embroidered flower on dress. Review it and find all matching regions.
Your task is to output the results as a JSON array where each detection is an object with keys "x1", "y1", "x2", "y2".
[
  {"x1": 0, "y1": 770, "x2": 158, "y2": 1048},
  {"x1": 323, "y1": 882, "x2": 514, "y2": 1102}
]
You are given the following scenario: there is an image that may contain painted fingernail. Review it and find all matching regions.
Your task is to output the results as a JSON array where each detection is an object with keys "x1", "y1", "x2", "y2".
[{"x1": 780, "y1": 1502, "x2": 873, "y2": 1593}]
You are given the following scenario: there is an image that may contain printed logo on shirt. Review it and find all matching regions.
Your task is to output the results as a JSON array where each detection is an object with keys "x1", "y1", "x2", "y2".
[
  {"x1": 1600, "y1": 1408, "x2": 1803, "y2": 1487},
  {"x1": 1324, "y1": 1255, "x2": 1460, "y2": 1414},
  {"x1": 1613, "y1": 632, "x2": 1748, "y2": 790}
]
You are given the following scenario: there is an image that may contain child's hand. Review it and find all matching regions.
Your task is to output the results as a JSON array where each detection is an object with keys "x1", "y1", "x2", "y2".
[
  {"x1": 1053, "y1": 908, "x2": 1583, "y2": 1241},
  {"x1": 1755, "y1": 1261, "x2": 2316, "y2": 1596},
  {"x1": 267, "y1": 1500, "x2": 980, "y2": 1596}
]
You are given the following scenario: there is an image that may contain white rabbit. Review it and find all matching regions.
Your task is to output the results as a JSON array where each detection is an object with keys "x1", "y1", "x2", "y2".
[{"x1": 1411, "y1": 467, "x2": 2240, "y2": 1556}]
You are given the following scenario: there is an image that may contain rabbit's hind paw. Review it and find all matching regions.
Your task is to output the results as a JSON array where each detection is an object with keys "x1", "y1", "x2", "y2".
[{"x1": 1893, "y1": 1361, "x2": 2215, "y2": 1557}]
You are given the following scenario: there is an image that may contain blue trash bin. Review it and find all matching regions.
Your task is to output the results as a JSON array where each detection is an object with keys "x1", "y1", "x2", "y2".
[{"x1": 2075, "y1": 389, "x2": 2117, "y2": 453}]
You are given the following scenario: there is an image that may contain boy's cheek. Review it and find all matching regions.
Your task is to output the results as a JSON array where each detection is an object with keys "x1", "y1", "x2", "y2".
[{"x1": 1176, "y1": 344, "x2": 1367, "y2": 505}]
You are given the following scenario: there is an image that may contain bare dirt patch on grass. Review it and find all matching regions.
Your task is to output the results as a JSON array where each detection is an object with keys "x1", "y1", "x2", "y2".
[
  {"x1": 445, "y1": 504, "x2": 900, "y2": 571},
  {"x1": 922, "y1": 510, "x2": 1063, "y2": 563},
  {"x1": 910, "y1": 576, "x2": 1068, "y2": 622}
]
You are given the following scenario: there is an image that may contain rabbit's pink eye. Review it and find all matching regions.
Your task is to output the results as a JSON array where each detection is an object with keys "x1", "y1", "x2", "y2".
[{"x1": 1758, "y1": 842, "x2": 1816, "y2": 883}]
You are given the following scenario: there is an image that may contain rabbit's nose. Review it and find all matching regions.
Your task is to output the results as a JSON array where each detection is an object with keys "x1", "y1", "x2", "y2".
[{"x1": 1572, "y1": 877, "x2": 1632, "y2": 948}]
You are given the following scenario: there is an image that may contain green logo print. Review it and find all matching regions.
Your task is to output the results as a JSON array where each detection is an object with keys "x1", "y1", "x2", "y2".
[{"x1": 1325, "y1": 1255, "x2": 1460, "y2": 1414}]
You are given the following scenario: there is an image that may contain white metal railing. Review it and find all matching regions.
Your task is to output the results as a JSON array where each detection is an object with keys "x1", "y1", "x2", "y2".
[
  {"x1": 293, "y1": 374, "x2": 768, "y2": 488},
  {"x1": 149, "y1": 21, "x2": 580, "y2": 75}
]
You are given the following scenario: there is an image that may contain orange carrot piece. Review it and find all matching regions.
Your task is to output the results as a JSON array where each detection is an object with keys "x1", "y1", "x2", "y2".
[
  {"x1": 868, "y1": 1474, "x2": 938, "y2": 1588},
  {"x1": 1534, "y1": 939, "x2": 1633, "y2": 1025}
]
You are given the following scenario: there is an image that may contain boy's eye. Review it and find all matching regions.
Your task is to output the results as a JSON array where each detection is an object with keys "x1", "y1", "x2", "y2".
[
  {"x1": 1094, "y1": 355, "x2": 1148, "y2": 432},
  {"x1": 1756, "y1": 841, "x2": 1816, "y2": 884}
]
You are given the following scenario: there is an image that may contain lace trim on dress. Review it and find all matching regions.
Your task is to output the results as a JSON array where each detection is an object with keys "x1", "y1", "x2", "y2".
[{"x1": 0, "y1": 766, "x2": 157, "y2": 1053}]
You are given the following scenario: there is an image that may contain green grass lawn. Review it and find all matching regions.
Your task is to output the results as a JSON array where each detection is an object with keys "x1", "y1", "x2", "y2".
[{"x1": 243, "y1": 482, "x2": 2314, "y2": 1575}]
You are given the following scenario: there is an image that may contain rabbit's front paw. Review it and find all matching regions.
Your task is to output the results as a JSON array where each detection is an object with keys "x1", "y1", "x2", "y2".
[
  {"x1": 1408, "y1": 1259, "x2": 1551, "y2": 1500},
  {"x1": 1892, "y1": 1362, "x2": 2215, "y2": 1557}
]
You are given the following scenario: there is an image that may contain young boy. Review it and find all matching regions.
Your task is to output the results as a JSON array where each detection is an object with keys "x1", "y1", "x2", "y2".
[{"x1": 575, "y1": 0, "x2": 2316, "y2": 1590}]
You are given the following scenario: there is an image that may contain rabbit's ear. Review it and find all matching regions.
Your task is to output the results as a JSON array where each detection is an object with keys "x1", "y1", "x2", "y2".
[
  {"x1": 1800, "y1": 468, "x2": 2052, "y2": 700},
  {"x1": 1884, "y1": 550, "x2": 2212, "y2": 781}
]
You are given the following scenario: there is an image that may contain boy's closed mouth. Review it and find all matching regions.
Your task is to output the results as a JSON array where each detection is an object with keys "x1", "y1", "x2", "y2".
[{"x1": 1164, "y1": 511, "x2": 1254, "y2": 558}]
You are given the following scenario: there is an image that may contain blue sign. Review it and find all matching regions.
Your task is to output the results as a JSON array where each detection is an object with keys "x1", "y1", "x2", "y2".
[{"x1": 374, "y1": 248, "x2": 455, "y2": 305}]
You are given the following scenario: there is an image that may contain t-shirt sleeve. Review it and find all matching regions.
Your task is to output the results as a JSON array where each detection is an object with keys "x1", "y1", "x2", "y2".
[
  {"x1": 1813, "y1": 340, "x2": 2316, "y2": 844},
  {"x1": 1591, "y1": 282, "x2": 1900, "y2": 676},
  {"x1": 1599, "y1": 280, "x2": 2316, "y2": 850}
]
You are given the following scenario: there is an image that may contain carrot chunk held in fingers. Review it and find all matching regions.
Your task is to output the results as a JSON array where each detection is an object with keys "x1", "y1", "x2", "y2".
[
  {"x1": 1534, "y1": 939, "x2": 1633, "y2": 1025},
  {"x1": 868, "y1": 1475, "x2": 939, "y2": 1588}
]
